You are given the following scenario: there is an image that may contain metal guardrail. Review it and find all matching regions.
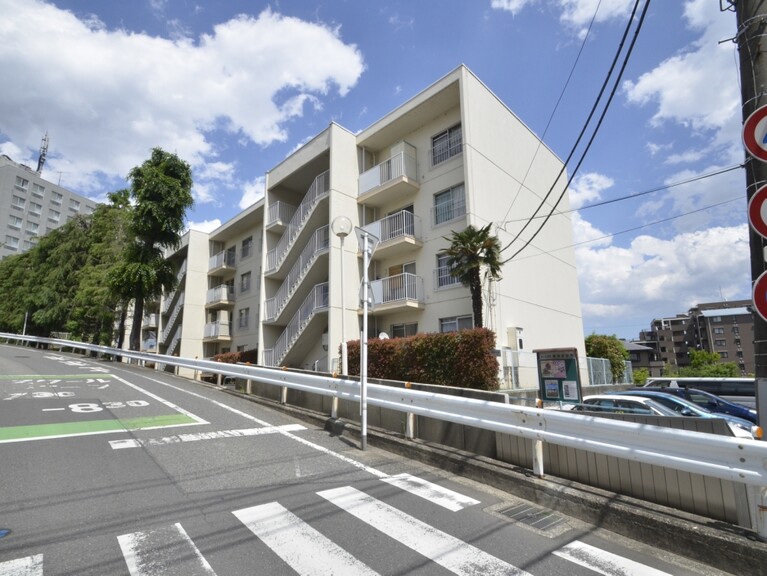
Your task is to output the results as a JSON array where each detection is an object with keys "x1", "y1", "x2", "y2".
[{"x1": 2, "y1": 331, "x2": 767, "y2": 536}]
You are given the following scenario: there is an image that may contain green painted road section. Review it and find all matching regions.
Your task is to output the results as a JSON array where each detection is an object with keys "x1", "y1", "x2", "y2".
[{"x1": 0, "y1": 413, "x2": 199, "y2": 442}]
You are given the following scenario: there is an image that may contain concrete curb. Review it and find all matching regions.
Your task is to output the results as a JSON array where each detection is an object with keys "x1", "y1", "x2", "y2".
[{"x1": 219, "y1": 385, "x2": 767, "y2": 574}]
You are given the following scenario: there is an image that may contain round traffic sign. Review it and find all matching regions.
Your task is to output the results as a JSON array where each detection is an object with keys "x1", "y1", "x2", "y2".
[
  {"x1": 753, "y1": 270, "x2": 767, "y2": 322},
  {"x1": 749, "y1": 184, "x2": 767, "y2": 238},
  {"x1": 743, "y1": 105, "x2": 767, "y2": 162}
]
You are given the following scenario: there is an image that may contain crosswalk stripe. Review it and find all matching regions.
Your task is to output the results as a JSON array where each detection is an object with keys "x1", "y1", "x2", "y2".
[
  {"x1": 0, "y1": 555, "x2": 42, "y2": 576},
  {"x1": 553, "y1": 540, "x2": 673, "y2": 576},
  {"x1": 117, "y1": 523, "x2": 217, "y2": 576},
  {"x1": 318, "y1": 486, "x2": 533, "y2": 576},
  {"x1": 109, "y1": 424, "x2": 307, "y2": 449},
  {"x1": 381, "y1": 473, "x2": 480, "y2": 511},
  {"x1": 233, "y1": 502, "x2": 379, "y2": 576}
]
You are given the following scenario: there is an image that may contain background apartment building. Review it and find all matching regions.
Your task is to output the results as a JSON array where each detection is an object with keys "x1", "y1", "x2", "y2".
[
  {"x1": 156, "y1": 66, "x2": 587, "y2": 388},
  {"x1": 0, "y1": 154, "x2": 98, "y2": 258},
  {"x1": 636, "y1": 300, "x2": 754, "y2": 375}
]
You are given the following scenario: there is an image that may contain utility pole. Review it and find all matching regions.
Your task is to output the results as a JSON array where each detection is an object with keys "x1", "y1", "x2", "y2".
[{"x1": 733, "y1": 1, "x2": 767, "y2": 423}]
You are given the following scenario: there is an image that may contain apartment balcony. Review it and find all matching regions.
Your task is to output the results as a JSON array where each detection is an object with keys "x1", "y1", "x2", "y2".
[
  {"x1": 358, "y1": 151, "x2": 419, "y2": 207},
  {"x1": 142, "y1": 314, "x2": 158, "y2": 329},
  {"x1": 206, "y1": 284, "x2": 235, "y2": 309},
  {"x1": 362, "y1": 210, "x2": 422, "y2": 260},
  {"x1": 209, "y1": 249, "x2": 236, "y2": 277},
  {"x1": 203, "y1": 320, "x2": 232, "y2": 342},
  {"x1": 366, "y1": 273, "x2": 425, "y2": 315},
  {"x1": 266, "y1": 201, "x2": 297, "y2": 233}
]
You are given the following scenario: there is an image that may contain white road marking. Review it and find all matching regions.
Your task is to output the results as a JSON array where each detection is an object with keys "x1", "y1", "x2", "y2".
[
  {"x1": 108, "y1": 374, "x2": 208, "y2": 426},
  {"x1": 553, "y1": 540, "x2": 673, "y2": 576},
  {"x1": 233, "y1": 502, "x2": 379, "y2": 576},
  {"x1": 109, "y1": 424, "x2": 307, "y2": 449},
  {"x1": 118, "y1": 523, "x2": 216, "y2": 576},
  {"x1": 0, "y1": 554, "x2": 43, "y2": 575},
  {"x1": 381, "y1": 473, "x2": 480, "y2": 511},
  {"x1": 318, "y1": 486, "x2": 532, "y2": 576},
  {"x1": 42, "y1": 407, "x2": 66, "y2": 412}
]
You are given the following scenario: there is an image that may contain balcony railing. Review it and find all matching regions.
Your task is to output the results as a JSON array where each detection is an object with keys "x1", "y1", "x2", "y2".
[
  {"x1": 370, "y1": 273, "x2": 424, "y2": 306},
  {"x1": 209, "y1": 249, "x2": 236, "y2": 272},
  {"x1": 267, "y1": 201, "x2": 297, "y2": 228},
  {"x1": 142, "y1": 314, "x2": 158, "y2": 329},
  {"x1": 363, "y1": 210, "x2": 421, "y2": 245},
  {"x1": 264, "y1": 226, "x2": 329, "y2": 322},
  {"x1": 204, "y1": 320, "x2": 231, "y2": 339},
  {"x1": 263, "y1": 283, "x2": 329, "y2": 367},
  {"x1": 206, "y1": 284, "x2": 235, "y2": 306},
  {"x1": 358, "y1": 152, "x2": 417, "y2": 197},
  {"x1": 266, "y1": 170, "x2": 330, "y2": 274}
]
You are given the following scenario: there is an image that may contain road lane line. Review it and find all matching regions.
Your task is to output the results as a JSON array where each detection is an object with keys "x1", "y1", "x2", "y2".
[
  {"x1": 109, "y1": 374, "x2": 208, "y2": 426},
  {"x1": 0, "y1": 554, "x2": 43, "y2": 575},
  {"x1": 233, "y1": 502, "x2": 379, "y2": 576},
  {"x1": 553, "y1": 541, "x2": 673, "y2": 576},
  {"x1": 381, "y1": 473, "x2": 480, "y2": 511},
  {"x1": 118, "y1": 523, "x2": 217, "y2": 576},
  {"x1": 109, "y1": 424, "x2": 307, "y2": 449},
  {"x1": 318, "y1": 486, "x2": 531, "y2": 576}
]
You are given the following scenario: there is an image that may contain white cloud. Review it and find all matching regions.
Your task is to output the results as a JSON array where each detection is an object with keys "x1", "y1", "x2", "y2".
[
  {"x1": 569, "y1": 171, "x2": 613, "y2": 209},
  {"x1": 239, "y1": 176, "x2": 265, "y2": 210},
  {"x1": 187, "y1": 219, "x2": 221, "y2": 233},
  {"x1": 490, "y1": 0, "x2": 538, "y2": 16},
  {"x1": 0, "y1": 0, "x2": 365, "y2": 202}
]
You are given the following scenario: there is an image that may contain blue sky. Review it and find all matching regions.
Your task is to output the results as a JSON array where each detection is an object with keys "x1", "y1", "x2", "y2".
[{"x1": 0, "y1": 0, "x2": 749, "y2": 341}]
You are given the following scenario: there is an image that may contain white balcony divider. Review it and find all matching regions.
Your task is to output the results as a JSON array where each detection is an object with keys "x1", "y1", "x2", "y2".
[
  {"x1": 206, "y1": 284, "x2": 235, "y2": 305},
  {"x1": 264, "y1": 226, "x2": 329, "y2": 321},
  {"x1": 369, "y1": 273, "x2": 423, "y2": 306},
  {"x1": 264, "y1": 282, "x2": 329, "y2": 366},
  {"x1": 434, "y1": 266, "x2": 461, "y2": 289},
  {"x1": 266, "y1": 171, "x2": 330, "y2": 274},
  {"x1": 209, "y1": 249, "x2": 236, "y2": 271},
  {"x1": 161, "y1": 294, "x2": 185, "y2": 342},
  {"x1": 358, "y1": 152, "x2": 417, "y2": 196},
  {"x1": 363, "y1": 210, "x2": 420, "y2": 244},
  {"x1": 267, "y1": 201, "x2": 297, "y2": 227}
]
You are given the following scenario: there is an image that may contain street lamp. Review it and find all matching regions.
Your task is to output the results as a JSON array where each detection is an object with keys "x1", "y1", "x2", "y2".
[{"x1": 331, "y1": 216, "x2": 352, "y2": 375}]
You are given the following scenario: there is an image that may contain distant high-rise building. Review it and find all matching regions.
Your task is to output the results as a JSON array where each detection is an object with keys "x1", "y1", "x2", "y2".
[{"x1": 0, "y1": 154, "x2": 98, "y2": 258}]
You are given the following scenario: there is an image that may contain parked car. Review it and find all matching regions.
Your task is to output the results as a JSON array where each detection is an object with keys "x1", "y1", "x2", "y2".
[
  {"x1": 634, "y1": 386, "x2": 757, "y2": 424},
  {"x1": 573, "y1": 395, "x2": 679, "y2": 416},
  {"x1": 643, "y1": 377, "x2": 755, "y2": 408},
  {"x1": 610, "y1": 390, "x2": 759, "y2": 439}
]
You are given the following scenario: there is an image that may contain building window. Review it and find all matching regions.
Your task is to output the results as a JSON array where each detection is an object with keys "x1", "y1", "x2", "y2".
[
  {"x1": 48, "y1": 209, "x2": 60, "y2": 223},
  {"x1": 242, "y1": 236, "x2": 253, "y2": 259},
  {"x1": 51, "y1": 191, "x2": 62, "y2": 205},
  {"x1": 431, "y1": 124, "x2": 462, "y2": 166},
  {"x1": 719, "y1": 351, "x2": 729, "y2": 359},
  {"x1": 240, "y1": 271, "x2": 251, "y2": 293},
  {"x1": 432, "y1": 184, "x2": 466, "y2": 226},
  {"x1": 11, "y1": 196, "x2": 25, "y2": 210},
  {"x1": 5, "y1": 235, "x2": 19, "y2": 249},
  {"x1": 713, "y1": 327, "x2": 725, "y2": 334},
  {"x1": 26, "y1": 222, "x2": 39, "y2": 235},
  {"x1": 14, "y1": 176, "x2": 28, "y2": 190},
  {"x1": 711, "y1": 316, "x2": 722, "y2": 323},
  {"x1": 69, "y1": 198, "x2": 81, "y2": 211},
  {"x1": 238, "y1": 307, "x2": 250, "y2": 330},
  {"x1": 29, "y1": 202, "x2": 42, "y2": 216},
  {"x1": 8, "y1": 215, "x2": 22, "y2": 230},
  {"x1": 439, "y1": 315, "x2": 473, "y2": 333},
  {"x1": 31, "y1": 183, "x2": 45, "y2": 197},
  {"x1": 435, "y1": 253, "x2": 460, "y2": 288},
  {"x1": 714, "y1": 339, "x2": 726, "y2": 347},
  {"x1": 391, "y1": 323, "x2": 418, "y2": 338}
]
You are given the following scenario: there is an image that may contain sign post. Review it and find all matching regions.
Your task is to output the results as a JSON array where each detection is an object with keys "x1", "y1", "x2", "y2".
[{"x1": 534, "y1": 348, "x2": 583, "y2": 406}]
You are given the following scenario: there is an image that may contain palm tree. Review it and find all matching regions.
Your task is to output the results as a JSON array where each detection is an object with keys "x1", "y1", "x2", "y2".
[{"x1": 442, "y1": 224, "x2": 502, "y2": 328}]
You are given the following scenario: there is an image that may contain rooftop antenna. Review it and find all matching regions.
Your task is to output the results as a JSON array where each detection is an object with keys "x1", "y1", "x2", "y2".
[{"x1": 36, "y1": 132, "x2": 49, "y2": 174}]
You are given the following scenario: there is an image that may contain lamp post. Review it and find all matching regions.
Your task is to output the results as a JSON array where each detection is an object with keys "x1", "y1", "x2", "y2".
[
  {"x1": 331, "y1": 216, "x2": 352, "y2": 375},
  {"x1": 354, "y1": 226, "x2": 379, "y2": 451}
]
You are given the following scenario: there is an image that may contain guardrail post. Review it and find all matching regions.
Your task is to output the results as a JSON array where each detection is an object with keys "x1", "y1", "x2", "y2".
[
  {"x1": 281, "y1": 386, "x2": 288, "y2": 404},
  {"x1": 216, "y1": 373, "x2": 222, "y2": 386},
  {"x1": 246, "y1": 378, "x2": 252, "y2": 395},
  {"x1": 331, "y1": 396, "x2": 338, "y2": 418},
  {"x1": 532, "y1": 439, "x2": 544, "y2": 477},
  {"x1": 745, "y1": 485, "x2": 767, "y2": 538},
  {"x1": 405, "y1": 412, "x2": 415, "y2": 439}
]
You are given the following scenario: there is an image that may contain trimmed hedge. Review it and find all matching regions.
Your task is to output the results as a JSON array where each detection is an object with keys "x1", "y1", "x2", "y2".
[
  {"x1": 213, "y1": 348, "x2": 258, "y2": 365},
  {"x1": 344, "y1": 328, "x2": 499, "y2": 391}
]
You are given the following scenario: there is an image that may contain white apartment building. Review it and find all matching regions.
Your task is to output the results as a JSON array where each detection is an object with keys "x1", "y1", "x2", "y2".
[
  {"x1": 159, "y1": 66, "x2": 586, "y2": 387},
  {"x1": 0, "y1": 155, "x2": 98, "y2": 258}
]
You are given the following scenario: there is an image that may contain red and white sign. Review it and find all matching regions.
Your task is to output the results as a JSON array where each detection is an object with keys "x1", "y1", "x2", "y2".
[
  {"x1": 749, "y1": 184, "x2": 767, "y2": 239},
  {"x1": 743, "y1": 105, "x2": 767, "y2": 162},
  {"x1": 753, "y1": 270, "x2": 767, "y2": 322}
]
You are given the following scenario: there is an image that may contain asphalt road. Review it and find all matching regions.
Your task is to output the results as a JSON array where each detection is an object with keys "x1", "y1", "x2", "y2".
[{"x1": 0, "y1": 344, "x2": 736, "y2": 575}]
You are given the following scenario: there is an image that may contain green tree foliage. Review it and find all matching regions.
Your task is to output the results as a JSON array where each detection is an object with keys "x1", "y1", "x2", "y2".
[
  {"x1": 442, "y1": 224, "x2": 502, "y2": 328},
  {"x1": 632, "y1": 367, "x2": 649, "y2": 385},
  {"x1": 679, "y1": 349, "x2": 739, "y2": 377},
  {"x1": 108, "y1": 148, "x2": 193, "y2": 350},
  {"x1": 585, "y1": 333, "x2": 629, "y2": 382}
]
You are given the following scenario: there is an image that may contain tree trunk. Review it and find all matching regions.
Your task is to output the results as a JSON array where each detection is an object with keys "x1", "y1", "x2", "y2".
[
  {"x1": 129, "y1": 297, "x2": 144, "y2": 351},
  {"x1": 470, "y1": 269, "x2": 483, "y2": 328}
]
